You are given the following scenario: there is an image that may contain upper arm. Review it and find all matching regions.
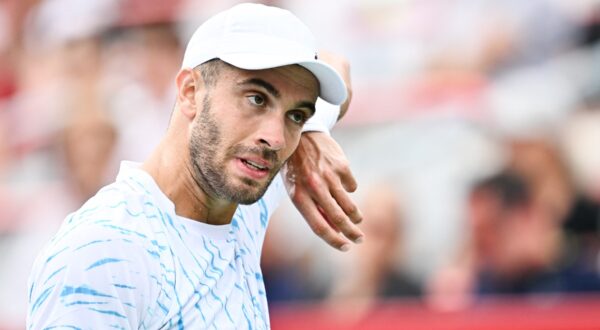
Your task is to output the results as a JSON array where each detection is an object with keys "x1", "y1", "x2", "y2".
[{"x1": 27, "y1": 219, "x2": 165, "y2": 329}]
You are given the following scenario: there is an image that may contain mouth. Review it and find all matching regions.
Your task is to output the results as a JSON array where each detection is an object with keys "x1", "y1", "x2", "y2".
[
  {"x1": 236, "y1": 157, "x2": 272, "y2": 180},
  {"x1": 241, "y1": 158, "x2": 269, "y2": 171}
]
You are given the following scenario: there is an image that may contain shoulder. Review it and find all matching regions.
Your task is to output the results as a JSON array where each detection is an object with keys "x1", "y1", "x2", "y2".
[
  {"x1": 59, "y1": 176, "x2": 168, "y2": 236},
  {"x1": 43, "y1": 178, "x2": 170, "y2": 273},
  {"x1": 27, "y1": 181, "x2": 173, "y2": 328}
]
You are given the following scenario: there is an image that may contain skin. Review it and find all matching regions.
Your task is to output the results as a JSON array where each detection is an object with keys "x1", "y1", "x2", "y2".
[
  {"x1": 143, "y1": 62, "x2": 319, "y2": 224},
  {"x1": 144, "y1": 55, "x2": 364, "y2": 251},
  {"x1": 284, "y1": 52, "x2": 364, "y2": 250},
  {"x1": 284, "y1": 133, "x2": 363, "y2": 249},
  {"x1": 317, "y1": 51, "x2": 353, "y2": 120}
]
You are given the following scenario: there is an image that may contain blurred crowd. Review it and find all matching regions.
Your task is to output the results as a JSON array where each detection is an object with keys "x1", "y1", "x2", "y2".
[{"x1": 1, "y1": 0, "x2": 600, "y2": 328}]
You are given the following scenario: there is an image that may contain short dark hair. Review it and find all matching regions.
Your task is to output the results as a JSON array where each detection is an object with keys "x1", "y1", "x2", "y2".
[{"x1": 195, "y1": 59, "x2": 229, "y2": 88}]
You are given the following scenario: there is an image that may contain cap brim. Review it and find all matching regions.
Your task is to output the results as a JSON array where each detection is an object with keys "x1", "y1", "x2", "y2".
[{"x1": 219, "y1": 53, "x2": 348, "y2": 105}]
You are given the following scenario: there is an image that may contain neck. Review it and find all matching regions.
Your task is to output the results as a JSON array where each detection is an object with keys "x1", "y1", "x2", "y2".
[{"x1": 142, "y1": 138, "x2": 238, "y2": 225}]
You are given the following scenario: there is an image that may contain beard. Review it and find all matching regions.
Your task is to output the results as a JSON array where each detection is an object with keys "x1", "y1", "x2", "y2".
[{"x1": 189, "y1": 94, "x2": 282, "y2": 204}]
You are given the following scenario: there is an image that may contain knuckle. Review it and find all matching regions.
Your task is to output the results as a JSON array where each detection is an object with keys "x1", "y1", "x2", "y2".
[
  {"x1": 291, "y1": 190, "x2": 305, "y2": 204},
  {"x1": 345, "y1": 204, "x2": 358, "y2": 216},
  {"x1": 323, "y1": 170, "x2": 338, "y2": 184},
  {"x1": 311, "y1": 223, "x2": 328, "y2": 237},
  {"x1": 306, "y1": 173, "x2": 321, "y2": 191},
  {"x1": 332, "y1": 186, "x2": 345, "y2": 195},
  {"x1": 330, "y1": 214, "x2": 346, "y2": 225}
]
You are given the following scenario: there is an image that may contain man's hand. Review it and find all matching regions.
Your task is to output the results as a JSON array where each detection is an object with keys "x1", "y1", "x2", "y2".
[
  {"x1": 284, "y1": 50, "x2": 362, "y2": 251},
  {"x1": 283, "y1": 132, "x2": 363, "y2": 251}
]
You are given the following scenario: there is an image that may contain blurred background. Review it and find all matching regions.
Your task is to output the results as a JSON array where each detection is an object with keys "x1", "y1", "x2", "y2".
[{"x1": 2, "y1": 0, "x2": 600, "y2": 329}]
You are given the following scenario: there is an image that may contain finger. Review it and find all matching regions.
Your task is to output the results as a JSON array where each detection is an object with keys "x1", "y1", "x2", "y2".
[
  {"x1": 316, "y1": 205, "x2": 340, "y2": 233},
  {"x1": 330, "y1": 184, "x2": 363, "y2": 224},
  {"x1": 337, "y1": 164, "x2": 358, "y2": 193},
  {"x1": 308, "y1": 176, "x2": 364, "y2": 243},
  {"x1": 292, "y1": 191, "x2": 352, "y2": 251}
]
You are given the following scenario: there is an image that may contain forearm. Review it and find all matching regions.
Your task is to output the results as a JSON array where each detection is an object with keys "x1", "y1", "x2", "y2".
[
  {"x1": 301, "y1": 51, "x2": 352, "y2": 134},
  {"x1": 287, "y1": 51, "x2": 362, "y2": 251}
]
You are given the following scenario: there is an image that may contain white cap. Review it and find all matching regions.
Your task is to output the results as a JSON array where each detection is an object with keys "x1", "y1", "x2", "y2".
[{"x1": 181, "y1": 3, "x2": 347, "y2": 105}]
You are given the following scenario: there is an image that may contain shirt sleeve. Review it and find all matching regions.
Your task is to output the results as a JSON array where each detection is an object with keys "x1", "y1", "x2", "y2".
[{"x1": 27, "y1": 212, "x2": 166, "y2": 329}]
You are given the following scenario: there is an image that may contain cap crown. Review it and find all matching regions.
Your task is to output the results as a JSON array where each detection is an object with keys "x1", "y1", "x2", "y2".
[{"x1": 181, "y1": 3, "x2": 347, "y2": 105}]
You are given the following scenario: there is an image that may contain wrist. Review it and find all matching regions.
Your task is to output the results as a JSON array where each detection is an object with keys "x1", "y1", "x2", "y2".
[{"x1": 302, "y1": 98, "x2": 340, "y2": 135}]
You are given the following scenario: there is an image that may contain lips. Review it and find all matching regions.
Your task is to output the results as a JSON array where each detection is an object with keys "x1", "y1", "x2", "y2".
[
  {"x1": 236, "y1": 157, "x2": 272, "y2": 180},
  {"x1": 241, "y1": 159, "x2": 269, "y2": 171}
]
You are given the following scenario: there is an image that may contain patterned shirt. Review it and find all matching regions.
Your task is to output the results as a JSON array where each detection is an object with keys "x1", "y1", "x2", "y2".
[{"x1": 27, "y1": 161, "x2": 285, "y2": 329}]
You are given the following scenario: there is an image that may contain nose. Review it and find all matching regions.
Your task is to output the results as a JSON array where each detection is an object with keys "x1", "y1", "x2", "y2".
[{"x1": 257, "y1": 113, "x2": 285, "y2": 151}]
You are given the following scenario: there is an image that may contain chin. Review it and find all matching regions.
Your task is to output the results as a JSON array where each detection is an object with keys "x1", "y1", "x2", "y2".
[
  {"x1": 232, "y1": 179, "x2": 269, "y2": 205},
  {"x1": 233, "y1": 190, "x2": 263, "y2": 205}
]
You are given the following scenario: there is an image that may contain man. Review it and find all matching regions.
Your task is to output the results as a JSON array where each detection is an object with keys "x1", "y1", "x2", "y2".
[{"x1": 27, "y1": 3, "x2": 363, "y2": 329}]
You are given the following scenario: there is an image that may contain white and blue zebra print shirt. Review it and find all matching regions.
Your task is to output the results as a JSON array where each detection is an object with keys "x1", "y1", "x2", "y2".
[{"x1": 27, "y1": 161, "x2": 285, "y2": 329}]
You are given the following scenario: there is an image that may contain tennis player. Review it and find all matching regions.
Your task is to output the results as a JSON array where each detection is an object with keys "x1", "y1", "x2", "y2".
[{"x1": 27, "y1": 3, "x2": 362, "y2": 329}]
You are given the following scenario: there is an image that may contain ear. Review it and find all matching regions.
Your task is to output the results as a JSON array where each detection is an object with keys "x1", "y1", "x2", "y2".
[{"x1": 175, "y1": 68, "x2": 201, "y2": 120}]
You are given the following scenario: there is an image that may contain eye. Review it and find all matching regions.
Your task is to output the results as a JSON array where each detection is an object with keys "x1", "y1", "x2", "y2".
[
  {"x1": 247, "y1": 94, "x2": 265, "y2": 106},
  {"x1": 288, "y1": 110, "x2": 308, "y2": 125}
]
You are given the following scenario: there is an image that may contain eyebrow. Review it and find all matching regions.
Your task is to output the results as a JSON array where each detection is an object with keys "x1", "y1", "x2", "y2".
[
  {"x1": 239, "y1": 78, "x2": 281, "y2": 98},
  {"x1": 296, "y1": 101, "x2": 316, "y2": 117},
  {"x1": 238, "y1": 78, "x2": 316, "y2": 115}
]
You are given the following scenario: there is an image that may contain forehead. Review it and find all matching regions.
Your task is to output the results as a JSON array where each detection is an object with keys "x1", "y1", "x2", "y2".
[{"x1": 222, "y1": 63, "x2": 320, "y2": 99}]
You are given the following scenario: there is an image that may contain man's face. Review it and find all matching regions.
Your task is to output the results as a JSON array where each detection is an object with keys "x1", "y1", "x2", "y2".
[{"x1": 189, "y1": 63, "x2": 319, "y2": 204}]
